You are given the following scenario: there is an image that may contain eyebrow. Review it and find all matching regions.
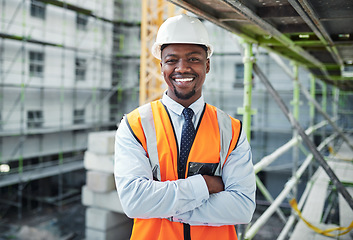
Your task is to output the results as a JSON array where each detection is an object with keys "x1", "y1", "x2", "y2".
[
  {"x1": 164, "y1": 51, "x2": 203, "y2": 58},
  {"x1": 186, "y1": 51, "x2": 203, "y2": 56},
  {"x1": 164, "y1": 53, "x2": 178, "y2": 58}
]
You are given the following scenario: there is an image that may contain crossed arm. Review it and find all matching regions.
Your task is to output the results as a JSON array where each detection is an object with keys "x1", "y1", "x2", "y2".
[
  {"x1": 114, "y1": 118, "x2": 256, "y2": 226},
  {"x1": 203, "y1": 175, "x2": 224, "y2": 194}
]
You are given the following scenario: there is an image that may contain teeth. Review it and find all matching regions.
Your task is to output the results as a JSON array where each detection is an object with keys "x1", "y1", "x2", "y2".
[{"x1": 175, "y1": 78, "x2": 193, "y2": 82}]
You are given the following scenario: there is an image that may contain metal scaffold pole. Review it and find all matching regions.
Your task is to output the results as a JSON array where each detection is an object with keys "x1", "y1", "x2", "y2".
[
  {"x1": 243, "y1": 42, "x2": 253, "y2": 141},
  {"x1": 0, "y1": 0, "x2": 3, "y2": 168},
  {"x1": 236, "y1": 40, "x2": 257, "y2": 240},
  {"x1": 333, "y1": 86, "x2": 339, "y2": 120},
  {"x1": 253, "y1": 63, "x2": 353, "y2": 211},
  {"x1": 237, "y1": 41, "x2": 256, "y2": 141},
  {"x1": 269, "y1": 53, "x2": 353, "y2": 152},
  {"x1": 18, "y1": 0, "x2": 27, "y2": 219},
  {"x1": 309, "y1": 74, "x2": 316, "y2": 178},
  {"x1": 233, "y1": 38, "x2": 292, "y2": 237},
  {"x1": 255, "y1": 175, "x2": 287, "y2": 224},
  {"x1": 247, "y1": 132, "x2": 338, "y2": 240},
  {"x1": 301, "y1": 81, "x2": 353, "y2": 150},
  {"x1": 291, "y1": 62, "x2": 299, "y2": 200},
  {"x1": 309, "y1": 74, "x2": 316, "y2": 129},
  {"x1": 320, "y1": 82, "x2": 327, "y2": 140}
]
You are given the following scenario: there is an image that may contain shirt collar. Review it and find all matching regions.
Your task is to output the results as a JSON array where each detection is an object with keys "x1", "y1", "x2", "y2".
[{"x1": 161, "y1": 91, "x2": 205, "y2": 117}]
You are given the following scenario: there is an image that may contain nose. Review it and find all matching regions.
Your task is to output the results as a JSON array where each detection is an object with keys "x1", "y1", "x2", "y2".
[{"x1": 175, "y1": 59, "x2": 190, "y2": 72}]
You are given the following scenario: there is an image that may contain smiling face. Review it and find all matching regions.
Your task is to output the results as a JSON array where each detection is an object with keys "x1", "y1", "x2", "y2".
[{"x1": 160, "y1": 44, "x2": 210, "y2": 107}]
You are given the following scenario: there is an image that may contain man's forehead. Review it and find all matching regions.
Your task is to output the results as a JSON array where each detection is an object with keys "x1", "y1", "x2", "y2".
[{"x1": 161, "y1": 44, "x2": 207, "y2": 57}]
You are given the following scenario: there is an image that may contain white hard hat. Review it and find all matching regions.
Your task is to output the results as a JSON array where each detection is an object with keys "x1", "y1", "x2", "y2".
[{"x1": 151, "y1": 14, "x2": 213, "y2": 60}]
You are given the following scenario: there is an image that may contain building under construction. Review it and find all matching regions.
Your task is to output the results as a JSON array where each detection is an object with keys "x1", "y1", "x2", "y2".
[
  {"x1": 1, "y1": 0, "x2": 140, "y2": 213},
  {"x1": 0, "y1": 0, "x2": 352, "y2": 239}
]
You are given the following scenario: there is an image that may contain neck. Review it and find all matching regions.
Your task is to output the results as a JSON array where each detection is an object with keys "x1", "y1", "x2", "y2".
[{"x1": 166, "y1": 91, "x2": 201, "y2": 108}]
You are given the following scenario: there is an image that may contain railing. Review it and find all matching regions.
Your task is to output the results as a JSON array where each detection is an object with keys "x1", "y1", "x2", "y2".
[
  {"x1": 245, "y1": 131, "x2": 338, "y2": 239},
  {"x1": 226, "y1": 36, "x2": 353, "y2": 239},
  {"x1": 241, "y1": 59, "x2": 353, "y2": 239},
  {"x1": 254, "y1": 120, "x2": 331, "y2": 174}
]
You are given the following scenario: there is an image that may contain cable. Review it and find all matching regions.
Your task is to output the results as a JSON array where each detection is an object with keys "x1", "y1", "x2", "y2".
[{"x1": 289, "y1": 198, "x2": 353, "y2": 237}]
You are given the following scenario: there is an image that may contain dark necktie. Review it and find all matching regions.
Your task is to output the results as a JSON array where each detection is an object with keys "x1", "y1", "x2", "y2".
[{"x1": 179, "y1": 108, "x2": 196, "y2": 173}]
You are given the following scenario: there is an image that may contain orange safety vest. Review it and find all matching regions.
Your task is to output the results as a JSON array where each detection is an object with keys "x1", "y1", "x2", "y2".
[{"x1": 126, "y1": 100, "x2": 242, "y2": 240}]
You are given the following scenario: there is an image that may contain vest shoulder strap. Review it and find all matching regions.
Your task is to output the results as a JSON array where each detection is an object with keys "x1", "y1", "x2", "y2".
[
  {"x1": 126, "y1": 102, "x2": 161, "y2": 181},
  {"x1": 214, "y1": 107, "x2": 233, "y2": 176},
  {"x1": 138, "y1": 103, "x2": 161, "y2": 181}
]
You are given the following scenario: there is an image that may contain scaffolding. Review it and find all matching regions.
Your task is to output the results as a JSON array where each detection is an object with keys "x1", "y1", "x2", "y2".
[
  {"x1": 0, "y1": 0, "x2": 141, "y2": 218},
  {"x1": 139, "y1": 1, "x2": 353, "y2": 239}
]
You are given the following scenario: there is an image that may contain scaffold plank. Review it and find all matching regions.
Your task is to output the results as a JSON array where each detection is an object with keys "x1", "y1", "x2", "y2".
[
  {"x1": 290, "y1": 157, "x2": 353, "y2": 239},
  {"x1": 334, "y1": 138, "x2": 353, "y2": 161},
  {"x1": 0, "y1": 161, "x2": 84, "y2": 188},
  {"x1": 290, "y1": 168, "x2": 330, "y2": 238},
  {"x1": 339, "y1": 188, "x2": 353, "y2": 239},
  {"x1": 329, "y1": 161, "x2": 353, "y2": 183}
]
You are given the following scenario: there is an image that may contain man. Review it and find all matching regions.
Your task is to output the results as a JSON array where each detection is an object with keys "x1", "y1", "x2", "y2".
[{"x1": 114, "y1": 14, "x2": 256, "y2": 240}]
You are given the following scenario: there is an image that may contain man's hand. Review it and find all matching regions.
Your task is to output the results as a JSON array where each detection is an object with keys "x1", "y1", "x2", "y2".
[{"x1": 202, "y1": 175, "x2": 224, "y2": 194}]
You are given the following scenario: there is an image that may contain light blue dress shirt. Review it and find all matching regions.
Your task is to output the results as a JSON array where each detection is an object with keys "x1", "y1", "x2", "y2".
[{"x1": 114, "y1": 92, "x2": 256, "y2": 226}]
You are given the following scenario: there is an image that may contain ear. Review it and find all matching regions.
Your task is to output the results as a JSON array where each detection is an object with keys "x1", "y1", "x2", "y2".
[
  {"x1": 160, "y1": 62, "x2": 164, "y2": 76},
  {"x1": 206, "y1": 59, "x2": 210, "y2": 73}
]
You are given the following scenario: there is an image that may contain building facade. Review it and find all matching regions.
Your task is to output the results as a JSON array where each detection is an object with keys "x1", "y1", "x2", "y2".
[{"x1": 0, "y1": 0, "x2": 140, "y2": 216}]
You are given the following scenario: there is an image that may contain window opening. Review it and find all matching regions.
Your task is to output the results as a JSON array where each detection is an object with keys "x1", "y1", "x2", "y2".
[
  {"x1": 76, "y1": 14, "x2": 88, "y2": 30},
  {"x1": 30, "y1": 0, "x2": 46, "y2": 19},
  {"x1": 234, "y1": 63, "x2": 244, "y2": 88},
  {"x1": 27, "y1": 110, "x2": 43, "y2": 128},
  {"x1": 73, "y1": 109, "x2": 85, "y2": 124},
  {"x1": 75, "y1": 58, "x2": 86, "y2": 81},
  {"x1": 29, "y1": 51, "x2": 45, "y2": 78}
]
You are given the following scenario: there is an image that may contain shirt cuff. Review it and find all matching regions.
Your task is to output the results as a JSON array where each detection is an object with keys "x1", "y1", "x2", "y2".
[{"x1": 188, "y1": 174, "x2": 209, "y2": 202}]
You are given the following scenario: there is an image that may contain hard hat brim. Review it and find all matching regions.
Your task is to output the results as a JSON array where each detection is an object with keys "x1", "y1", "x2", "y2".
[{"x1": 152, "y1": 42, "x2": 214, "y2": 60}]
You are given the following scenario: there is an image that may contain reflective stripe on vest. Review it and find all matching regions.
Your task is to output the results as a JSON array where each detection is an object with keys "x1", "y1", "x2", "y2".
[
  {"x1": 138, "y1": 103, "x2": 161, "y2": 180},
  {"x1": 215, "y1": 107, "x2": 233, "y2": 176}
]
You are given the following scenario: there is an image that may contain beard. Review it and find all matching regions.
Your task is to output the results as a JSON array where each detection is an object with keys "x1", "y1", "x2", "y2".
[{"x1": 174, "y1": 85, "x2": 196, "y2": 100}]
